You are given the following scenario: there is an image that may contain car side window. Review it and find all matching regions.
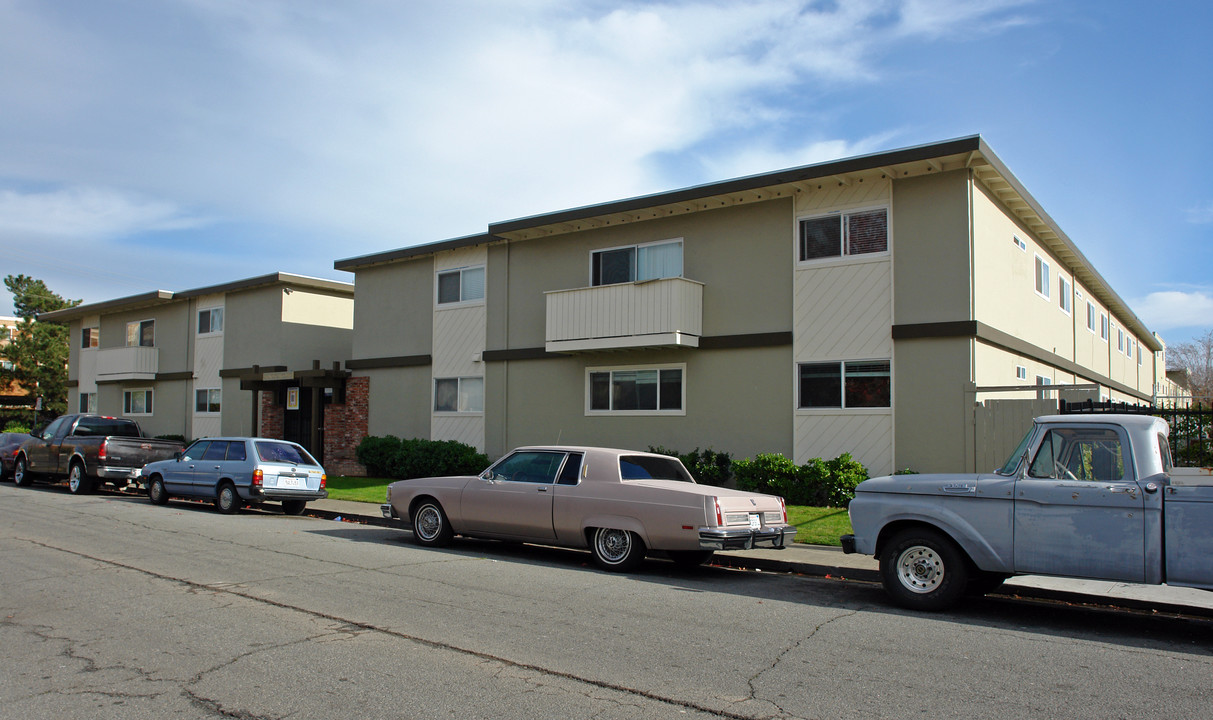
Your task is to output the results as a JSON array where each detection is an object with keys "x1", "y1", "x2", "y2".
[
  {"x1": 491, "y1": 451, "x2": 565, "y2": 484},
  {"x1": 1028, "y1": 428, "x2": 1125, "y2": 481},
  {"x1": 41, "y1": 417, "x2": 67, "y2": 441},
  {"x1": 227, "y1": 442, "x2": 247, "y2": 462},
  {"x1": 1157, "y1": 433, "x2": 1173, "y2": 473},
  {"x1": 557, "y1": 452, "x2": 584, "y2": 485},
  {"x1": 182, "y1": 441, "x2": 211, "y2": 461},
  {"x1": 202, "y1": 441, "x2": 229, "y2": 461}
]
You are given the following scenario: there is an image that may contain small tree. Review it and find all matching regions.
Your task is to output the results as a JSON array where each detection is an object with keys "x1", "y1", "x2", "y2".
[
  {"x1": 1168, "y1": 329, "x2": 1213, "y2": 405},
  {"x1": 1, "y1": 275, "x2": 79, "y2": 416}
]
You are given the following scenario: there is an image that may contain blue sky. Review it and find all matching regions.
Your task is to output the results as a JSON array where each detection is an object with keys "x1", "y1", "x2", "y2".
[{"x1": 1, "y1": 0, "x2": 1210, "y2": 346}]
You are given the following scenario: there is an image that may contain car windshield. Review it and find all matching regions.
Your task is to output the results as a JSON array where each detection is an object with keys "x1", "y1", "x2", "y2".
[
  {"x1": 997, "y1": 426, "x2": 1035, "y2": 475},
  {"x1": 619, "y1": 455, "x2": 695, "y2": 482},
  {"x1": 255, "y1": 441, "x2": 318, "y2": 466}
]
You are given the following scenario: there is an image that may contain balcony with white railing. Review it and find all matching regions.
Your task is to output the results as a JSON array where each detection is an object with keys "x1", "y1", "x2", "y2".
[
  {"x1": 545, "y1": 277, "x2": 703, "y2": 353},
  {"x1": 96, "y1": 345, "x2": 159, "y2": 382}
]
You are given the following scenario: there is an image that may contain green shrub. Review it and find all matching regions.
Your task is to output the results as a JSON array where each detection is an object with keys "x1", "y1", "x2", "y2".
[
  {"x1": 3, "y1": 421, "x2": 31, "y2": 434},
  {"x1": 356, "y1": 435, "x2": 489, "y2": 480},
  {"x1": 734, "y1": 452, "x2": 868, "y2": 507},
  {"x1": 155, "y1": 434, "x2": 188, "y2": 443},
  {"x1": 648, "y1": 446, "x2": 733, "y2": 486}
]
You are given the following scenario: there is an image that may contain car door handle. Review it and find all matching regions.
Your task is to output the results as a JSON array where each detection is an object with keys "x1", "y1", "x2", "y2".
[{"x1": 537, "y1": 487, "x2": 549, "y2": 493}]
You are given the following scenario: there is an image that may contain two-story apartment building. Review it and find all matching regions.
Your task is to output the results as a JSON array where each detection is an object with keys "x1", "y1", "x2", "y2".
[
  {"x1": 334, "y1": 136, "x2": 1162, "y2": 476},
  {"x1": 40, "y1": 273, "x2": 355, "y2": 465}
]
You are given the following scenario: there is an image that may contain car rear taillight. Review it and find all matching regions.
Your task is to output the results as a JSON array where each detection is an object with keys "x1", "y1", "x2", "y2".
[
  {"x1": 713, "y1": 497, "x2": 723, "y2": 527},
  {"x1": 97, "y1": 440, "x2": 107, "y2": 461},
  {"x1": 320, "y1": 473, "x2": 327, "y2": 490},
  {"x1": 779, "y1": 496, "x2": 787, "y2": 524},
  {"x1": 252, "y1": 469, "x2": 263, "y2": 487}
]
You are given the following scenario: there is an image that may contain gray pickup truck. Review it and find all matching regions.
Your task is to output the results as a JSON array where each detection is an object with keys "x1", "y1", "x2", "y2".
[
  {"x1": 842, "y1": 414, "x2": 1213, "y2": 611},
  {"x1": 13, "y1": 414, "x2": 184, "y2": 494}
]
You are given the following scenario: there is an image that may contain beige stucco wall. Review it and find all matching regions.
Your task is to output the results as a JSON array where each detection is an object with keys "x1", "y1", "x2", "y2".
[
  {"x1": 351, "y1": 261, "x2": 434, "y2": 360},
  {"x1": 892, "y1": 336, "x2": 973, "y2": 473},
  {"x1": 360, "y1": 366, "x2": 432, "y2": 440}
]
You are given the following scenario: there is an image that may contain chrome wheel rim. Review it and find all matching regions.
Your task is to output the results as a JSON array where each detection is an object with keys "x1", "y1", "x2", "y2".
[
  {"x1": 151, "y1": 480, "x2": 163, "y2": 502},
  {"x1": 220, "y1": 487, "x2": 235, "y2": 509},
  {"x1": 69, "y1": 466, "x2": 81, "y2": 492},
  {"x1": 896, "y1": 544, "x2": 945, "y2": 594},
  {"x1": 415, "y1": 505, "x2": 442, "y2": 540},
  {"x1": 14, "y1": 460, "x2": 24, "y2": 484},
  {"x1": 595, "y1": 528, "x2": 631, "y2": 564}
]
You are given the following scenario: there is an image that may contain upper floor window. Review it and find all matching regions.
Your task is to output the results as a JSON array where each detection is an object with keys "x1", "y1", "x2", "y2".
[
  {"x1": 79, "y1": 392, "x2": 97, "y2": 413},
  {"x1": 1100, "y1": 313, "x2": 1109, "y2": 341},
  {"x1": 1127, "y1": 338, "x2": 1133, "y2": 359},
  {"x1": 434, "y1": 376, "x2": 484, "y2": 413},
  {"x1": 1013, "y1": 236, "x2": 1027, "y2": 251},
  {"x1": 798, "y1": 360, "x2": 891, "y2": 409},
  {"x1": 81, "y1": 327, "x2": 99, "y2": 349},
  {"x1": 198, "y1": 307, "x2": 223, "y2": 335},
  {"x1": 437, "y1": 266, "x2": 485, "y2": 305},
  {"x1": 588, "y1": 365, "x2": 684, "y2": 414},
  {"x1": 1058, "y1": 277, "x2": 1071, "y2": 314},
  {"x1": 799, "y1": 208, "x2": 888, "y2": 262},
  {"x1": 1034, "y1": 255, "x2": 1050, "y2": 300},
  {"x1": 591, "y1": 239, "x2": 683, "y2": 286},
  {"x1": 1086, "y1": 302, "x2": 1096, "y2": 333},
  {"x1": 1117, "y1": 328, "x2": 1124, "y2": 353},
  {"x1": 126, "y1": 320, "x2": 154, "y2": 347}
]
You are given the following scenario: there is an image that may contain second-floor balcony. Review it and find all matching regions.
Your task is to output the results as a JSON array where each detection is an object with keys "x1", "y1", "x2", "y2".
[
  {"x1": 96, "y1": 345, "x2": 159, "y2": 382},
  {"x1": 545, "y1": 277, "x2": 703, "y2": 353}
]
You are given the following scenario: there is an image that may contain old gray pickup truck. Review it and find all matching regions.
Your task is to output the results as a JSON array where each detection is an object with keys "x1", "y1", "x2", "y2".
[
  {"x1": 842, "y1": 414, "x2": 1213, "y2": 610},
  {"x1": 13, "y1": 414, "x2": 184, "y2": 494}
]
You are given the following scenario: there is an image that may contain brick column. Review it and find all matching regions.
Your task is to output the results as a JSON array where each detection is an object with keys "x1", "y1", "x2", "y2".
[{"x1": 322, "y1": 376, "x2": 369, "y2": 476}]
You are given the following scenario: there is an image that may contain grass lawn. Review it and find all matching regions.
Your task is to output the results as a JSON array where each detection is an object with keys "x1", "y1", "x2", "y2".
[{"x1": 328, "y1": 476, "x2": 852, "y2": 547}]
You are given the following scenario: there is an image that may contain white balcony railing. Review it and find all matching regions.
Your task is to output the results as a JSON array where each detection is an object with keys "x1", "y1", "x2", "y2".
[
  {"x1": 96, "y1": 345, "x2": 158, "y2": 382},
  {"x1": 545, "y1": 277, "x2": 703, "y2": 352}
]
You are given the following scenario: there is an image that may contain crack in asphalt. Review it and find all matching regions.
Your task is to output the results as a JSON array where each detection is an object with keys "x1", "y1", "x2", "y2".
[
  {"x1": 16, "y1": 535, "x2": 785, "y2": 719},
  {"x1": 739, "y1": 608, "x2": 861, "y2": 719}
]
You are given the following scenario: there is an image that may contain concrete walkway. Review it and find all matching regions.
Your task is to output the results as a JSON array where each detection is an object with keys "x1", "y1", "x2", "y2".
[{"x1": 305, "y1": 497, "x2": 1213, "y2": 618}]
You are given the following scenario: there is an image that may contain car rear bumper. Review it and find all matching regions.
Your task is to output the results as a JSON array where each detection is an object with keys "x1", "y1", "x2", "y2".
[
  {"x1": 97, "y1": 465, "x2": 143, "y2": 480},
  {"x1": 247, "y1": 488, "x2": 328, "y2": 502},
  {"x1": 698, "y1": 524, "x2": 797, "y2": 551}
]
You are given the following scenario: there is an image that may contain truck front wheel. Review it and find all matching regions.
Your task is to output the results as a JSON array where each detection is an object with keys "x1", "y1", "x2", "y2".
[
  {"x1": 13, "y1": 456, "x2": 32, "y2": 487},
  {"x1": 68, "y1": 462, "x2": 94, "y2": 495},
  {"x1": 880, "y1": 527, "x2": 969, "y2": 612}
]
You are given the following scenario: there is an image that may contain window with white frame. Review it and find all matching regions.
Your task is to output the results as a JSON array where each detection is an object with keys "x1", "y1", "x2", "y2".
[
  {"x1": 591, "y1": 239, "x2": 683, "y2": 286},
  {"x1": 1034, "y1": 255, "x2": 1050, "y2": 299},
  {"x1": 1035, "y1": 375, "x2": 1053, "y2": 400},
  {"x1": 81, "y1": 327, "x2": 99, "y2": 349},
  {"x1": 1016, "y1": 365, "x2": 1028, "y2": 381},
  {"x1": 123, "y1": 389, "x2": 153, "y2": 415},
  {"x1": 195, "y1": 388, "x2": 221, "y2": 413},
  {"x1": 1087, "y1": 302, "x2": 1096, "y2": 333},
  {"x1": 588, "y1": 366, "x2": 684, "y2": 413},
  {"x1": 1059, "y1": 277, "x2": 1072, "y2": 314},
  {"x1": 1139, "y1": 342, "x2": 1144, "y2": 366},
  {"x1": 799, "y1": 208, "x2": 888, "y2": 262},
  {"x1": 1117, "y1": 328, "x2": 1124, "y2": 353},
  {"x1": 434, "y1": 377, "x2": 484, "y2": 413},
  {"x1": 79, "y1": 392, "x2": 97, "y2": 413},
  {"x1": 198, "y1": 307, "x2": 223, "y2": 335},
  {"x1": 126, "y1": 320, "x2": 154, "y2": 347},
  {"x1": 1127, "y1": 338, "x2": 1133, "y2": 359},
  {"x1": 1013, "y1": 236, "x2": 1027, "y2": 251},
  {"x1": 1100, "y1": 313, "x2": 1109, "y2": 341},
  {"x1": 436, "y1": 266, "x2": 486, "y2": 305},
  {"x1": 798, "y1": 360, "x2": 891, "y2": 409}
]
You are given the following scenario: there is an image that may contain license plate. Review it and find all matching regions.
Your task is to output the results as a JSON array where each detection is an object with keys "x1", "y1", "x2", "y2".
[
  {"x1": 749, "y1": 514, "x2": 761, "y2": 530},
  {"x1": 277, "y1": 475, "x2": 305, "y2": 489}
]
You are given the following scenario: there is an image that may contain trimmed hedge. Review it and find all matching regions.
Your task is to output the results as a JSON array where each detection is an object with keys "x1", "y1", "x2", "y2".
[
  {"x1": 355, "y1": 435, "x2": 490, "y2": 480},
  {"x1": 733, "y1": 452, "x2": 868, "y2": 507},
  {"x1": 648, "y1": 446, "x2": 733, "y2": 487}
]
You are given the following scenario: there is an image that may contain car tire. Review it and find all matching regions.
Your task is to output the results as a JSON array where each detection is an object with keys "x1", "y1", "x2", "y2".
[
  {"x1": 67, "y1": 462, "x2": 94, "y2": 495},
  {"x1": 281, "y1": 499, "x2": 307, "y2": 516},
  {"x1": 591, "y1": 527, "x2": 646, "y2": 572},
  {"x1": 215, "y1": 483, "x2": 242, "y2": 514},
  {"x1": 13, "y1": 456, "x2": 32, "y2": 487},
  {"x1": 880, "y1": 527, "x2": 969, "y2": 612},
  {"x1": 668, "y1": 550, "x2": 714, "y2": 568},
  {"x1": 148, "y1": 476, "x2": 169, "y2": 506},
  {"x1": 411, "y1": 500, "x2": 453, "y2": 546}
]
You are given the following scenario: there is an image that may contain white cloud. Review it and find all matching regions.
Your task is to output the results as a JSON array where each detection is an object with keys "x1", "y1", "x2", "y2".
[
  {"x1": 1133, "y1": 290, "x2": 1213, "y2": 332},
  {"x1": 0, "y1": 187, "x2": 206, "y2": 239},
  {"x1": 1186, "y1": 201, "x2": 1213, "y2": 224}
]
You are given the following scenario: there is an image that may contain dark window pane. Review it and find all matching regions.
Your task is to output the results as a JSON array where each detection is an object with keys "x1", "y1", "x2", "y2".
[
  {"x1": 590, "y1": 372, "x2": 610, "y2": 410},
  {"x1": 844, "y1": 361, "x2": 890, "y2": 407},
  {"x1": 593, "y1": 247, "x2": 635, "y2": 286},
  {"x1": 619, "y1": 455, "x2": 694, "y2": 482},
  {"x1": 847, "y1": 209, "x2": 888, "y2": 255},
  {"x1": 659, "y1": 369, "x2": 682, "y2": 410},
  {"x1": 140, "y1": 320, "x2": 155, "y2": 347},
  {"x1": 634, "y1": 370, "x2": 658, "y2": 410},
  {"x1": 203, "y1": 442, "x2": 229, "y2": 461},
  {"x1": 437, "y1": 272, "x2": 460, "y2": 304},
  {"x1": 227, "y1": 442, "x2": 247, "y2": 461},
  {"x1": 198, "y1": 311, "x2": 211, "y2": 334},
  {"x1": 611, "y1": 370, "x2": 639, "y2": 410},
  {"x1": 798, "y1": 362, "x2": 841, "y2": 408},
  {"x1": 557, "y1": 452, "x2": 583, "y2": 485},
  {"x1": 434, "y1": 378, "x2": 458, "y2": 411},
  {"x1": 183, "y1": 441, "x2": 211, "y2": 461},
  {"x1": 799, "y1": 217, "x2": 841, "y2": 261}
]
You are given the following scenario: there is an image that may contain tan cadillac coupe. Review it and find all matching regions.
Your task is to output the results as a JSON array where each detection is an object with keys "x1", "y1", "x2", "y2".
[{"x1": 381, "y1": 445, "x2": 797, "y2": 571}]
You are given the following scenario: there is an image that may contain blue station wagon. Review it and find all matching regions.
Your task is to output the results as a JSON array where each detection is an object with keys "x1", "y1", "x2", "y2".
[{"x1": 139, "y1": 437, "x2": 328, "y2": 514}]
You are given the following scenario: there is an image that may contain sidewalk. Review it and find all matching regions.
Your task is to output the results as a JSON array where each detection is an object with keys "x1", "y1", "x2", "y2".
[{"x1": 306, "y1": 497, "x2": 1213, "y2": 618}]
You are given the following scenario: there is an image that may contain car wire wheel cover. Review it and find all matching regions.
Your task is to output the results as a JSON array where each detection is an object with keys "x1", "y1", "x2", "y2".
[
  {"x1": 415, "y1": 505, "x2": 444, "y2": 541},
  {"x1": 895, "y1": 544, "x2": 946, "y2": 594},
  {"x1": 594, "y1": 528, "x2": 634, "y2": 565}
]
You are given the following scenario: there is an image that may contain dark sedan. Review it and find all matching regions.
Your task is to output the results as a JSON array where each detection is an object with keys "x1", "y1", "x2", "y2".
[{"x1": 0, "y1": 432, "x2": 28, "y2": 480}]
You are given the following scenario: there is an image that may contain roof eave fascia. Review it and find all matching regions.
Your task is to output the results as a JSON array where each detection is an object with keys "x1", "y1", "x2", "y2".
[{"x1": 334, "y1": 233, "x2": 502, "y2": 272}]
